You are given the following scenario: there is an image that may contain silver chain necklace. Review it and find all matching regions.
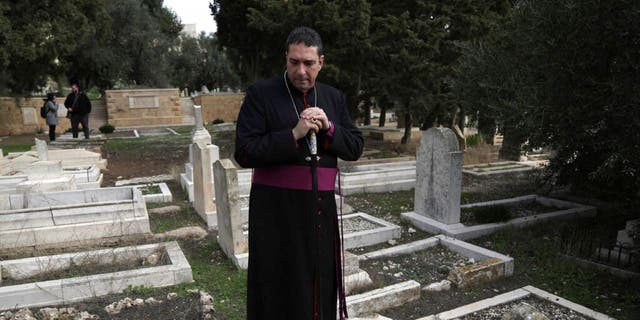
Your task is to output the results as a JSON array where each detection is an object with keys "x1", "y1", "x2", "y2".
[{"x1": 283, "y1": 70, "x2": 318, "y2": 158}]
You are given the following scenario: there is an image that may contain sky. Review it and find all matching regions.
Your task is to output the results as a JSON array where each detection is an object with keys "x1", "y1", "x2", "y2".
[{"x1": 163, "y1": 0, "x2": 217, "y2": 35}]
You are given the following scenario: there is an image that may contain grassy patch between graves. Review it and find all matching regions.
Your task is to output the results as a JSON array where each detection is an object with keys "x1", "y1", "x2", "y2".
[
  {"x1": 176, "y1": 237, "x2": 248, "y2": 320},
  {"x1": 148, "y1": 204, "x2": 206, "y2": 233},
  {"x1": 0, "y1": 143, "x2": 32, "y2": 155}
]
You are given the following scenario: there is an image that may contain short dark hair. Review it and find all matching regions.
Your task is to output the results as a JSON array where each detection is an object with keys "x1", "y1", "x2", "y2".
[
  {"x1": 46, "y1": 92, "x2": 55, "y2": 101},
  {"x1": 286, "y1": 26, "x2": 323, "y2": 56}
]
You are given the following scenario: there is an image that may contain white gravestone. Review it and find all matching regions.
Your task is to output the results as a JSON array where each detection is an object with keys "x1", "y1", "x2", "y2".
[
  {"x1": 214, "y1": 159, "x2": 248, "y2": 269},
  {"x1": 181, "y1": 105, "x2": 217, "y2": 202},
  {"x1": 192, "y1": 142, "x2": 217, "y2": 228},
  {"x1": 414, "y1": 127, "x2": 463, "y2": 224},
  {"x1": 35, "y1": 138, "x2": 48, "y2": 161}
]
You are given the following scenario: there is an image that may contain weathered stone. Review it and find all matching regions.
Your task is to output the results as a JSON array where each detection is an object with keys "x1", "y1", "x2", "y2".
[
  {"x1": 214, "y1": 159, "x2": 248, "y2": 267},
  {"x1": 167, "y1": 292, "x2": 178, "y2": 300},
  {"x1": 35, "y1": 138, "x2": 48, "y2": 161},
  {"x1": 12, "y1": 308, "x2": 36, "y2": 320},
  {"x1": 144, "y1": 297, "x2": 162, "y2": 305},
  {"x1": 192, "y1": 142, "x2": 218, "y2": 227},
  {"x1": 414, "y1": 127, "x2": 462, "y2": 224},
  {"x1": 148, "y1": 205, "x2": 182, "y2": 215},
  {"x1": 448, "y1": 257, "x2": 505, "y2": 288},
  {"x1": 154, "y1": 226, "x2": 208, "y2": 240},
  {"x1": 144, "y1": 251, "x2": 162, "y2": 265},
  {"x1": 37, "y1": 308, "x2": 59, "y2": 320},
  {"x1": 422, "y1": 279, "x2": 452, "y2": 293}
]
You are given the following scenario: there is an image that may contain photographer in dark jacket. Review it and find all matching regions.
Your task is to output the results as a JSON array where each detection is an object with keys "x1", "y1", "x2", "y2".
[{"x1": 64, "y1": 82, "x2": 92, "y2": 139}]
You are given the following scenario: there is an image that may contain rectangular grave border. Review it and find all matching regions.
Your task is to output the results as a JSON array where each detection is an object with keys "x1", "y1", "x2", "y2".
[
  {"x1": 0, "y1": 241, "x2": 193, "y2": 311},
  {"x1": 358, "y1": 235, "x2": 513, "y2": 290},
  {"x1": 130, "y1": 182, "x2": 173, "y2": 204},
  {"x1": 341, "y1": 212, "x2": 402, "y2": 250},
  {"x1": 414, "y1": 285, "x2": 615, "y2": 320},
  {"x1": 346, "y1": 280, "x2": 421, "y2": 318},
  {"x1": 402, "y1": 195, "x2": 597, "y2": 240},
  {"x1": 462, "y1": 161, "x2": 538, "y2": 177}
]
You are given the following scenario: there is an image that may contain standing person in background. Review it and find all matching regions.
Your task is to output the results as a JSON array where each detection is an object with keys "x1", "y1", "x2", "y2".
[
  {"x1": 64, "y1": 82, "x2": 92, "y2": 139},
  {"x1": 44, "y1": 92, "x2": 59, "y2": 141},
  {"x1": 235, "y1": 26, "x2": 363, "y2": 320}
]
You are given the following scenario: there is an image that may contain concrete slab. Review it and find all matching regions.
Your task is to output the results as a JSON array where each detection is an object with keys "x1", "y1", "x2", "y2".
[
  {"x1": 0, "y1": 241, "x2": 192, "y2": 311},
  {"x1": 402, "y1": 195, "x2": 597, "y2": 240}
]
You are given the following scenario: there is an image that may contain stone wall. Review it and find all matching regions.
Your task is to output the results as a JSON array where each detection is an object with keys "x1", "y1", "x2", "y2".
[
  {"x1": 193, "y1": 93, "x2": 244, "y2": 124},
  {"x1": 0, "y1": 90, "x2": 240, "y2": 135},
  {"x1": 0, "y1": 96, "x2": 74, "y2": 136},
  {"x1": 105, "y1": 88, "x2": 182, "y2": 127}
]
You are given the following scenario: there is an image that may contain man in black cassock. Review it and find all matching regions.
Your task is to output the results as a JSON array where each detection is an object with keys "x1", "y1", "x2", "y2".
[{"x1": 234, "y1": 27, "x2": 364, "y2": 320}]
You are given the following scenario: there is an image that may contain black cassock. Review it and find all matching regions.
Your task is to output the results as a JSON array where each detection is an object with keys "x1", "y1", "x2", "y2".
[{"x1": 235, "y1": 75, "x2": 363, "y2": 320}]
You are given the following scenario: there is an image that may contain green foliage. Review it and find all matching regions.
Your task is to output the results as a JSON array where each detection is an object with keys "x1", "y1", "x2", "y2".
[
  {"x1": 148, "y1": 204, "x2": 205, "y2": 234},
  {"x1": 465, "y1": 134, "x2": 479, "y2": 147},
  {"x1": 168, "y1": 34, "x2": 240, "y2": 92},
  {"x1": 456, "y1": 0, "x2": 640, "y2": 200},
  {"x1": 85, "y1": 87, "x2": 102, "y2": 100},
  {"x1": 99, "y1": 124, "x2": 115, "y2": 134}
]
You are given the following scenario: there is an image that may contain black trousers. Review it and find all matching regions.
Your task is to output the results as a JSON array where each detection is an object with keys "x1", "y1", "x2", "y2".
[
  {"x1": 48, "y1": 125, "x2": 56, "y2": 141},
  {"x1": 71, "y1": 114, "x2": 89, "y2": 138}
]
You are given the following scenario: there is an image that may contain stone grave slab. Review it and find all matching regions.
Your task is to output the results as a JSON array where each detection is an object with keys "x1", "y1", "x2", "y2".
[
  {"x1": 414, "y1": 285, "x2": 615, "y2": 320},
  {"x1": 0, "y1": 241, "x2": 193, "y2": 311},
  {"x1": 0, "y1": 187, "x2": 150, "y2": 250},
  {"x1": 62, "y1": 165, "x2": 103, "y2": 189},
  {"x1": 403, "y1": 195, "x2": 597, "y2": 240},
  {"x1": 339, "y1": 160, "x2": 416, "y2": 195}
]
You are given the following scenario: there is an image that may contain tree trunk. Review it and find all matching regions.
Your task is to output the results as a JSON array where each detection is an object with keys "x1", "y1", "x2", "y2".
[
  {"x1": 379, "y1": 104, "x2": 386, "y2": 127},
  {"x1": 401, "y1": 113, "x2": 412, "y2": 144},
  {"x1": 499, "y1": 124, "x2": 525, "y2": 160},
  {"x1": 363, "y1": 100, "x2": 371, "y2": 125}
]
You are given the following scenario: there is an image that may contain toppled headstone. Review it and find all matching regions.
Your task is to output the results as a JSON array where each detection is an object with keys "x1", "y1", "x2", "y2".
[
  {"x1": 148, "y1": 205, "x2": 181, "y2": 215},
  {"x1": 153, "y1": 226, "x2": 208, "y2": 240}
]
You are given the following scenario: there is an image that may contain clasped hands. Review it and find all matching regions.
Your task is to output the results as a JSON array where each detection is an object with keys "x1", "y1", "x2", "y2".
[{"x1": 292, "y1": 107, "x2": 330, "y2": 140}]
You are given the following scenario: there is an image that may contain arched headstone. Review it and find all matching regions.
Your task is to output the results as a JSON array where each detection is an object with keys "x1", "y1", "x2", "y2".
[{"x1": 414, "y1": 127, "x2": 462, "y2": 224}]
